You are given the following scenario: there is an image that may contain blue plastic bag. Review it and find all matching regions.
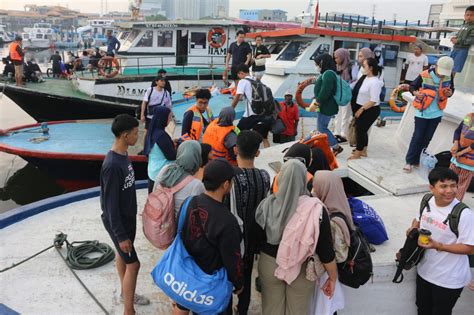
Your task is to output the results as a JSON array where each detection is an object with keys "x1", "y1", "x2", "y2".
[
  {"x1": 151, "y1": 197, "x2": 233, "y2": 314},
  {"x1": 348, "y1": 197, "x2": 389, "y2": 245}
]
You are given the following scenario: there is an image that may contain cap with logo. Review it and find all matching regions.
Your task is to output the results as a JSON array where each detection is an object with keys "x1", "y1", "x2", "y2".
[{"x1": 436, "y1": 56, "x2": 454, "y2": 76}]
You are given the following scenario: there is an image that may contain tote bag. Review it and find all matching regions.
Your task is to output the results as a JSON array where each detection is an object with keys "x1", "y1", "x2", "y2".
[{"x1": 151, "y1": 197, "x2": 233, "y2": 314}]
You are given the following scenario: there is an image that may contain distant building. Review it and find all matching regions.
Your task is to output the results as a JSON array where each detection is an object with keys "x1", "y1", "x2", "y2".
[
  {"x1": 140, "y1": 0, "x2": 166, "y2": 17},
  {"x1": 429, "y1": 0, "x2": 471, "y2": 27},
  {"x1": 239, "y1": 9, "x2": 288, "y2": 22},
  {"x1": 163, "y1": 0, "x2": 229, "y2": 20}
]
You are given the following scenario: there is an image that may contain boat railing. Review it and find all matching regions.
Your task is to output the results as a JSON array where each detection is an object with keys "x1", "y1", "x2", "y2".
[{"x1": 74, "y1": 54, "x2": 227, "y2": 79}]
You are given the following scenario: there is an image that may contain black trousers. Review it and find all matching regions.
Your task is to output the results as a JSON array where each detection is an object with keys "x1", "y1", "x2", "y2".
[
  {"x1": 416, "y1": 275, "x2": 463, "y2": 315},
  {"x1": 237, "y1": 253, "x2": 255, "y2": 315},
  {"x1": 351, "y1": 104, "x2": 380, "y2": 151}
]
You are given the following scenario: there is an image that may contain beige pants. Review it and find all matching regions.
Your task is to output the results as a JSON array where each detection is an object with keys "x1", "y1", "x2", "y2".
[{"x1": 258, "y1": 252, "x2": 315, "y2": 315}]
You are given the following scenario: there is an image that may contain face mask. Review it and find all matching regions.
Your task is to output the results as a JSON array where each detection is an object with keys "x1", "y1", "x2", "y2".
[
  {"x1": 361, "y1": 68, "x2": 368, "y2": 75},
  {"x1": 375, "y1": 51, "x2": 381, "y2": 57}
]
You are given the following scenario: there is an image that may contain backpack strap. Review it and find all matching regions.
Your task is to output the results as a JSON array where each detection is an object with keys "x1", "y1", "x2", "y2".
[
  {"x1": 177, "y1": 196, "x2": 193, "y2": 233},
  {"x1": 170, "y1": 175, "x2": 194, "y2": 194},
  {"x1": 330, "y1": 211, "x2": 350, "y2": 232},
  {"x1": 419, "y1": 193, "x2": 433, "y2": 221},
  {"x1": 443, "y1": 202, "x2": 469, "y2": 238}
]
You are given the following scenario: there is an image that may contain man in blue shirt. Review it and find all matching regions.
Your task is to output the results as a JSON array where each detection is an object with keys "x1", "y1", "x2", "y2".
[{"x1": 106, "y1": 30, "x2": 121, "y2": 57}]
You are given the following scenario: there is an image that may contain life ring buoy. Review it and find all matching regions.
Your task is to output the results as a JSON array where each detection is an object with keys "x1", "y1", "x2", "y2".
[
  {"x1": 295, "y1": 77, "x2": 316, "y2": 108},
  {"x1": 208, "y1": 27, "x2": 226, "y2": 49},
  {"x1": 389, "y1": 84, "x2": 410, "y2": 113},
  {"x1": 98, "y1": 56, "x2": 120, "y2": 78}
]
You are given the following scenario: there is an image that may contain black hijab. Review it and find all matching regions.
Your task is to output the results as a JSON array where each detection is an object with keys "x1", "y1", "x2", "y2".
[{"x1": 315, "y1": 53, "x2": 337, "y2": 74}]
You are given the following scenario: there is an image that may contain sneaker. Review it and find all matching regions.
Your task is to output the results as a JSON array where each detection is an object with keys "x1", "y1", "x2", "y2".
[
  {"x1": 333, "y1": 146, "x2": 344, "y2": 157},
  {"x1": 403, "y1": 164, "x2": 413, "y2": 173},
  {"x1": 120, "y1": 294, "x2": 150, "y2": 306},
  {"x1": 336, "y1": 135, "x2": 348, "y2": 144}
]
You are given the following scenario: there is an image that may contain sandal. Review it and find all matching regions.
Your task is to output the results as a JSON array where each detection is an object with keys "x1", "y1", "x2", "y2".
[
  {"x1": 348, "y1": 150, "x2": 363, "y2": 160},
  {"x1": 332, "y1": 146, "x2": 344, "y2": 156}
]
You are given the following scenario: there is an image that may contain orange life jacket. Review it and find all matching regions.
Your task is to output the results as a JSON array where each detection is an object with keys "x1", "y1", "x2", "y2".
[
  {"x1": 272, "y1": 172, "x2": 313, "y2": 194},
  {"x1": 180, "y1": 105, "x2": 214, "y2": 142},
  {"x1": 9, "y1": 42, "x2": 22, "y2": 62},
  {"x1": 412, "y1": 70, "x2": 450, "y2": 112},
  {"x1": 457, "y1": 113, "x2": 474, "y2": 167},
  {"x1": 202, "y1": 120, "x2": 237, "y2": 165}
]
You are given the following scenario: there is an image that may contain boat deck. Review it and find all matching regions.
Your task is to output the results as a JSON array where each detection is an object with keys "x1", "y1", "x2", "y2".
[{"x1": 1, "y1": 121, "x2": 473, "y2": 314}]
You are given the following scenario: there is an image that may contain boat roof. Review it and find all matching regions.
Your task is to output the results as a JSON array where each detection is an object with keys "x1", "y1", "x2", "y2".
[
  {"x1": 116, "y1": 19, "x2": 245, "y2": 29},
  {"x1": 247, "y1": 27, "x2": 416, "y2": 43}
]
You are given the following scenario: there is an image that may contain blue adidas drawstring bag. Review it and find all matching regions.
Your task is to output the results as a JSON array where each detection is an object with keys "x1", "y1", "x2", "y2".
[
  {"x1": 348, "y1": 197, "x2": 389, "y2": 245},
  {"x1": 151, "y1": 197, "x2": 233, "y2": 314}
]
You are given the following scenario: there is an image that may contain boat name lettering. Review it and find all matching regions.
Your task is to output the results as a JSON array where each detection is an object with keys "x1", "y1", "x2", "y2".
[
  {"x1": 117, "y1": 85, "x2": 147, "y2": 97},
  {"x1": 208, "y1": 47, "x2": 227, "y2": 56},
  {"x1": 144, "y1": 24, "x2": 178, "y2": 29}
]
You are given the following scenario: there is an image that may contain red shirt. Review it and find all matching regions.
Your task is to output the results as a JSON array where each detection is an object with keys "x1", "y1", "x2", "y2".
[{"x1": 278, "y1": 102, "x2": 299, "y2": 136}]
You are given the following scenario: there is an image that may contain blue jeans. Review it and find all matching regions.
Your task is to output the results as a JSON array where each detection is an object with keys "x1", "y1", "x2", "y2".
[
  {"x1": 317, "y1": 113, "x2": 337, "y2": 147},
  {"x1": 451, "y1": 48, "x2": 468, "y2": 73},
  {"x1": 405, "y1": 116, "x2": 442, "y2": 165}
]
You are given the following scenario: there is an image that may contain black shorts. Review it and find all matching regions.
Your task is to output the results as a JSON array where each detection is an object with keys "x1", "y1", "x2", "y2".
[
  {"x1": 237, "y1": 115, "x2": 272, "y2": 139},
  {"x1": 102, "y1": 216, "x2": 138, "y2": 264}
]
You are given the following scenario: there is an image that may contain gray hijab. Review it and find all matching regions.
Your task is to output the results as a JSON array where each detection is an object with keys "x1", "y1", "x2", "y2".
[
  {"x1": 159, "y1": 140, "x2": 201, "y2": 187},
  {"x1": 255, "y1": 159, "x2": 309, "y2": 245},
  {"x1": 217, "y1": 106, "x2": 235, "y2": 127}
]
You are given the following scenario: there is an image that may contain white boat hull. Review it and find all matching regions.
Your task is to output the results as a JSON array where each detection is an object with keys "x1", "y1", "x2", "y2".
[{"x1": 23, "y1": 39, "x2": 52, "y2": 49}]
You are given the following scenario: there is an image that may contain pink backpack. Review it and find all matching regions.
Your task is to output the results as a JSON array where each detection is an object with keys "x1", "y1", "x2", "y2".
[{"x1": 142, "y1": 176, "x2": 194, "y2": 249}]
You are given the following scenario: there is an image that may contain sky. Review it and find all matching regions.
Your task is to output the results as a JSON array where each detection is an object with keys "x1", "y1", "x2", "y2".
[{"x1": 0, "y1": 0, "x2": 443, "y2": 22}]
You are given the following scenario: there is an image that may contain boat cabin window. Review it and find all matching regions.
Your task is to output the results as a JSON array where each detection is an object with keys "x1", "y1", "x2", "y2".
[
  {"x1": 334, "y1": 40, "x2": 359, "y2": 60},
  {"x1": 190, "y1": 32, "x2": 207, "y2": 49},
  {"x1": 277, "y1": 41, "x2": 312, "y2": 61},
  {"x1": 268, "y1": 41, "x2": 288, "y2": 54},
  {"x1": 122, "y1": 29, "x2": 140, "y2": 50},
  {"x1": 35, "y1": 34, "x2": 43, "y2": 39},
  {"x1": 157, "y1": 31, "x2": 173, "y2": 47},
  {"x1": 309, "y1": 43, "x2": 331, "y2": 61},
  {"x1": 119, "y1": 31, "x2": 130, "y2": 40},
  {"x1": 137, "y1": 30, "x2": 153, "y2": 47}
]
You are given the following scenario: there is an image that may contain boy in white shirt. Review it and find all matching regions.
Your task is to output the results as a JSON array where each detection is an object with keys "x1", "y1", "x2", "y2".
[
  {"x1": 404, "y1": 44, "x2": 429, "y2": 84},
  {"x1": 407, "y1": 167, "x2": 474, "y2": 315}
]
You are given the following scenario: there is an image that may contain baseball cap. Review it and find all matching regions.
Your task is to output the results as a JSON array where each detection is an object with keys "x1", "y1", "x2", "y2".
[
  {"x1": 203, "y1": 159, "x2": 241, "y2": 188},
  {"x1": 436, "y1": 56, "x2": 454, "y2": 76},
  {"x1": 284, "y1": 90, "x2": 293, "y2": 96}
]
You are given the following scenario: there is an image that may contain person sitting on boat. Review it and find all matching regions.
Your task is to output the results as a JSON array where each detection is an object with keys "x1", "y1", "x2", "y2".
[
  {"x1": 273, "y1": 90, "x2": 299, "y2": 144},
  {"x1": 450, "y1": 6, "x2": 474, "y2": 78},
  {"x1": 180, "y1": 88, "x2": 214, "y2": 142},
  {"x1": 156, "y1": 69, "x2": 172, "y2": 96},
  {"x1": 106, "y1": 30, "x2": 121, "y2": 57},
  {"x1": 403, "y1": 56, "x2": 454, "y2": 173},
  {"x1": 64, "y1": 51, "x2": 77, "y2": 74},
  {"x1": 1, "y1": 57, "x2": 14, "y2": 81},
  {"x1": 26, "y1": 58, "x2": 44, "y2": 83},
  {"x1": 202, "y1": 106, "x2": 239, "y2": 166},
  {"x1": 140, "y1": 76, "x2": 172, "y2": 131},
  {"x1": 144, "y1": 106, "x2": 177, "y2": 194}
]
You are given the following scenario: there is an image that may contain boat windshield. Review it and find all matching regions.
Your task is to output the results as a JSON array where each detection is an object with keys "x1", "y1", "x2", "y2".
[
  {"x1": 121, "y1": 30, "x2": 140, "y2": 50},
  {"x1": 277, "y1": 41, "x2": 312, "y2": 61}
]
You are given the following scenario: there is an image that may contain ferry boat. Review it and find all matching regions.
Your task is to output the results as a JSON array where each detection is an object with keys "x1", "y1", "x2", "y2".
[
  {"x1": 77, "y1": 19, "x2": 116, "y2": 47},
  {"x1": 3, "y1": 18, "x2": 451, "y2": 123},
  {"x1": 21, "y1": 23, "x2": 56, "y2": 49},
  {"x1": 0, "y1": 24, "x2": 13, "y2": 44}
]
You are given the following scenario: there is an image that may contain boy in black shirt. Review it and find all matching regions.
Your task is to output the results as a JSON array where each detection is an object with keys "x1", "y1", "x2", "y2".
[
  {"x1": 100, "y1": 114, "x2": 149, "y2": 315},
  {"x1": 251, "y1": 35, "x2": 271, "y2": 81},
  {"x1": 177, "y1": 159, "x2": 244, "y2": 314},
  {"x1": 228, "y1": 130, "x2": 270, "y2": 315}
]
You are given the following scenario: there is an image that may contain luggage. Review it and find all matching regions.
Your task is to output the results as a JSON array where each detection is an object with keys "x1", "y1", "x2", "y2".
[
  {"x1": 392, "y1": 228, "x2": 425, "y2": 283},
  {"x1": 348, "y1": 197, "x2": 389, "y2": 245}
]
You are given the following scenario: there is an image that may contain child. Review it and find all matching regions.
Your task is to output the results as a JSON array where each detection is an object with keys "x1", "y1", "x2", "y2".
[
  {"x1": 450, "y1": 6, "x2": 474, "y2": 76},
  {"x1": 100, "y1": 114, "x2": 149, "y2": 315},
  {"x1": 449, "y1": 113, "x2": 474, "y2": 201}
]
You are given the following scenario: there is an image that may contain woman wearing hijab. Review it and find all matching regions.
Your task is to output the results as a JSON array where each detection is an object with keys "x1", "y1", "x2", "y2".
[
  {"x1": 144, "y1": 106, "x2": 176, "y2": 193},
  {"x1": 310, "y1": 53, "x2": 343, "y2": 156},
  {"x1": 308, "y1": 147, "x2": 331, "y2": 175},
  {"x1": 202, "y1": 106, "x2": 239, "y2": 165},
  {"x1": 272, "y1": 143, "x2": 313, "y2": 193},
  {"x1": 333, "y1": 48, "x2": 357, "y2": 143},
  {"x1": 310, "y1": 171, "x2": 355, "y2": 315},
  {"x1": 157, "y1": 140, "x2": 204, "y2": 217},
  {"x1": 356, "y1": 47, "x2": 375, "y2": 80},
  {"x1": 256, "y1": 160, "x2": 337, "y2": 315},
  {"x1": 194, "y1": 143, "x2": 212, "y2": 180}
]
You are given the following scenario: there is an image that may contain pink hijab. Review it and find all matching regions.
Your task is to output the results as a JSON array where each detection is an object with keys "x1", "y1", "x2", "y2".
[
  {"x1": 334, "y1": 48, "x2": 351, "y2": 82},
  {"x1": 359, "y1": 47, "x2": 374, "y2": 60},
  {"x1": 312, "y1": 171, "x2": 355, "y2": 245}
]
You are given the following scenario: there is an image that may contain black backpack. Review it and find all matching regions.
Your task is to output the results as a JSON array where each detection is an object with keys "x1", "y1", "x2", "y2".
[
  {"x1": 393, "y1": 193, "x2": 472, "y2": 283},
  {"x1": 244, "y1": 78, "x2": 275, "y2": 116},
  {"x1": 331, "y1": 212, "x2": 373, "y2": 289}
]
